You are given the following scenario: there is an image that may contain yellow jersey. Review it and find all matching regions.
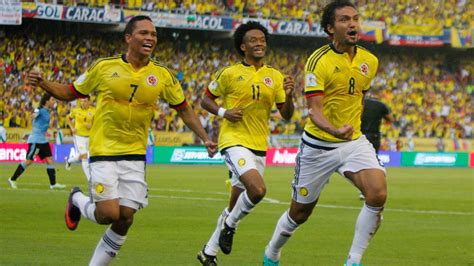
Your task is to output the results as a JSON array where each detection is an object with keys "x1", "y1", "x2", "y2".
[
  {"x1": 72, "y1": 55, "x2": 186, "y2": 157},
  {"x1": 206, "y1": 62, "x2": 286, "y2": 152},
  {"x1": 68, "y1": 106, "x2": 95, "y2": 137},
  {"x1": 304, "y1": 44, "x2": 379, "y2": 142}
]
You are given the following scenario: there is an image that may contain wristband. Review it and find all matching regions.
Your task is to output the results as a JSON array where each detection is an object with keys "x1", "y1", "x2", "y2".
[{"x1": 217, "y1": 107, "x2": 227, "y2": 118}]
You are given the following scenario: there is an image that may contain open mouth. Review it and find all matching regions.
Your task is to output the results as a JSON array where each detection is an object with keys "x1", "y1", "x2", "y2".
[
  {"x1": 142, "y1": 43, "x2": 154, "y2": 51},
  {"x1": 348, "y1": 30, "x2": 358, "y2": 36}
]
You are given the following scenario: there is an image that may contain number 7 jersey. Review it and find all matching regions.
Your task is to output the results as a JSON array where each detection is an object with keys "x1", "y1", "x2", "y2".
[
  {"x1": 72, "y1": 54, "x2": 186, "y2": 157},
  {"x1": 304, "y1": 44, "x2": 379, "y2": 142}
]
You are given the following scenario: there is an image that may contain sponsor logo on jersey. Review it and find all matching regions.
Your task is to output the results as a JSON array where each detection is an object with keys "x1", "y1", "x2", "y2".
[
  {"x1": 146, "y1": 74, "x2": 158, "y2": 86},
  {"x1": 111, "y1": 72, "x2": 120, "y2": 78},
  {"x1": 333, "y1": 66, "x2": 341, "y2": 73},
  {"x1": 236, "y1": 75, "x2": 245, "y2": 81},
  {"x1": 263, "y1": 77, "x2": 273, "y2": 87},
  {"x1": 95, "y1": 183, "x2": 104, "y2": 194},
  {"x1": 305, "y1": 73, "x2": 317, "y2": 87},
  {"x1": 238, "y1": 158, "x2": 246, "y2": 167},
  {"x1": 360, "y1": 63, "x2": 369, "y2": 76}
]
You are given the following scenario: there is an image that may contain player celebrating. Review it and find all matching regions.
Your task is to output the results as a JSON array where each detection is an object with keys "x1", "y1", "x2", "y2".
[
  {"x1": 28, "y1": 15, "x2": 217, "y2": 265},
  {"x1": 197, "y1": 21, "x2": 294, "y2": 265},
  {"x1": 263, "y1": 1, "x2": 387, "y2": 266},
  {"x1": 65, "y1": 97, "x2": 95, "y2": 180},
  {"x1": 7, "y1": 93, "x2": 66, "y2": 190}
]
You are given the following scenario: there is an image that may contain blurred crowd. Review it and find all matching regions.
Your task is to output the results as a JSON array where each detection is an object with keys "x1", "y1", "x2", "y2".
[
  {"x1": 27, "y1": 0, "x2": 473, "y2": 28},
  {"x1": 1, "y1": 29, "x2": 473, "y2": 147}
]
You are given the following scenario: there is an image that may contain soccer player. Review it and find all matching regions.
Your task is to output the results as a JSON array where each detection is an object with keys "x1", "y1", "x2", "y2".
[
  {"x1": 263, "y1": 1, "x2": 387, "y2": 266},
  {"x1": 65, "y1": 97, "x2": 95, "y2": 180},
  {"x1": 197, "y1": 21, "x2": 295, "y2": 265},
  {"x1": 359, "y1": 90, "x2": 394, "y2": 199},
  {"x1": 361, "y1": 90, "x2": 394, "y2": 152},
  {"x1": 28, "y1": 15, "x2": 217, "y2": 265},
  {"x1": 7, "y1": 93, "x2": 66, "y2": 190}
]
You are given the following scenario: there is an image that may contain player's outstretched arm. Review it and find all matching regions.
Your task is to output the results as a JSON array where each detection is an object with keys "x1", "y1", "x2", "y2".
[
  {"x1": 177, "y1": 104, "x2": 217, "y2": 157},
  {"x1": 28, "y1": 70, "x2": 77, "y2": 101}
]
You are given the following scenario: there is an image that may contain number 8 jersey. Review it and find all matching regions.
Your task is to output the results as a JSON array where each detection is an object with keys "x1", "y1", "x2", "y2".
[
  {"x1": 206, "y1": 62, "x2": 286, "y2": 152},
  {"x1": 71, "y1": 54, "x2": 186, "y2": 157},
  {"x1": 303, "y1": 44, "x2": 379, "y2": 142}
]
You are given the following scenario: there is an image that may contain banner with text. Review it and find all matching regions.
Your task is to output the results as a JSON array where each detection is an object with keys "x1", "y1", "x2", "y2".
[
  {"x1": 401, "y1": 152, "x2": 469, "y2": 167},
  {"x1": 153, "y1": 146, "x2": 223, "y2": 164},
  {"x1": 153, "y1": 131, "x2": 194, "y2": 146},
  {"x1": 0, "y1": 0, "x2": 22, "y2": 25},
  {"x1": 0, "y1": 143, "x2": 53, "y2": 162},
  {"x1": 53, "y1": 144, "x2": 153, "y2": 163}
]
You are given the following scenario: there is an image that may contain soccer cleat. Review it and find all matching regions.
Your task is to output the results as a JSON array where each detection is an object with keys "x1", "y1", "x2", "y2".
[
  {"x1": 263, "y1": 254, "x2": 280, "y2": 266},
  {"x1": 197, "y1": 247, "x2": 217, "y2": 266},
  {"x1": 65, "y1": 187, "x2": 82, "y2": 230},
  {"x1": 8, "y1": 178, "x2": 17, "y2": 189},
  {"x1": 50, "y1": 183, "x2": 66, "y2": 189},
  {"x1": 64, "y1": 156, "x2": 71, "y2": 170},
  {"x1": 218, "y1": 220, "x2": 236, "y2": 254}
]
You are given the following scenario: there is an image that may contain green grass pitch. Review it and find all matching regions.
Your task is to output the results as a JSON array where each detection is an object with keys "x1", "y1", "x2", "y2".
[{"x1": 0, "y1": 163, "x2": 472, "y2": 265}]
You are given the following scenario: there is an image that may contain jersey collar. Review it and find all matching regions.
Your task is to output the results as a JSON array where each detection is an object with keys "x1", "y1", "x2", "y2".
[{"x1": 330, "y1": 43, "x2": 358, "y2": 55}]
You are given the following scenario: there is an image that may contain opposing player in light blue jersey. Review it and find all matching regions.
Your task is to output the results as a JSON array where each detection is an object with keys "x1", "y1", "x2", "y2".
[{"x1": 7, "y1": 93, "x2": 66, "y2": 190}]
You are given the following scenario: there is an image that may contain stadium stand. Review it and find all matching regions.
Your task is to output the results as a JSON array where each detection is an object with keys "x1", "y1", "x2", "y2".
[{"x1": 1, "y1": 16, "x2": 472, "y2": 150}]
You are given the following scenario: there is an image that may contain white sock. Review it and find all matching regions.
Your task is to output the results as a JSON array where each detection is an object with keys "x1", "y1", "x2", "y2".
[
  {"x1": 73, "y1": 192, "x2": 97, "y2": 223},
  {"x1": 347, "y1": 203, "x2": 384, "y2": 264},
  {"x1": 81, "y1": 159, "x2": 91, "y2": 181},
  {"x1": 89, "y1": 227, "x2": 126, "y2": 266},
  {"x1": 265, "y1": 211, "x2": 299, "y2": 261},
  {"x1": 226, "y1": 191, "x2": 255, "y2": 228},
  {"x1": 204, "y1": 208, "x2": 229, "y2": 256}
]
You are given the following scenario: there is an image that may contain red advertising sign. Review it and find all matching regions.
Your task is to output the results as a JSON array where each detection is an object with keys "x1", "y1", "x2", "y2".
[
  {"x1": 470, "y1": 152, "x2": 474, "y2": 168},
  {"x1": 266, "y1": 148, "x2": 298, "y2": 166},
  {"x1": 0, "y1": 143, "x2": 53, "y2": 162}
]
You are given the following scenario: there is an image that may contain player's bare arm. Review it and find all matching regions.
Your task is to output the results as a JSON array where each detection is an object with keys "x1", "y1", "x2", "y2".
[
  {"x1": 277, "y1": 76, "x2": 295, "y2": 120},
  {"x1": 307, "y1": 95, "x2": 353, "y2": 140},
  {"x1": 177, "y1": 104, "x2": 217, "y2": 157},
  {"x1": 201, "y1": 94, "x2": 243, "y2": 122},
  {"x1": 28, "y1": 70, "x2": 77, "y2": 101}
]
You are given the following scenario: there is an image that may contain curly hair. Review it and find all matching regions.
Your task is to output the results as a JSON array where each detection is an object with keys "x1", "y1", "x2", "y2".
[
  {"x1": 321, "y1": 0, "x2": 357, "y2": 36},
  {"x1": 233, "y1": 21, "x2": 269, "y2": 57}
]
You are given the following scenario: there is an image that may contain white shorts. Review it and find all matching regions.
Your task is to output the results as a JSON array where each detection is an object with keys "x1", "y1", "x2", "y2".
[
  {"x1": 73, "y1": 135, "x2": 89, "y2": 156},
  {"x1": 89, "y1": 161, "x2": 148, "y2": 210},
  {"x1": 292, "y1": 134, "x2": 385, "y2": 204},
  {"x1": 222, "y1": 146, "x2": 266, "y2": 189}
]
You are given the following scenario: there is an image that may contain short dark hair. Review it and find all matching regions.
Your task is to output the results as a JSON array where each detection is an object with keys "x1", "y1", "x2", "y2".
[
  {"x1": 233, "y1": 21, "x2": 269, "y2": 57},
  {"x1": 321, "y1": 0, "x2": 357, "y2": 36},
  {"x1": 124, "y1": 15, "x2": 153, "y2": 37},
  {"x1": 39, "y1": 93, "x2": 52, "y2": 108}
]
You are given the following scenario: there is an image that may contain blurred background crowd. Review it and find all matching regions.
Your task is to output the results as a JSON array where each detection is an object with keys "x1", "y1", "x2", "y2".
[{"x1": 23, "y1": 0, "x2": 473, "y2": 29}]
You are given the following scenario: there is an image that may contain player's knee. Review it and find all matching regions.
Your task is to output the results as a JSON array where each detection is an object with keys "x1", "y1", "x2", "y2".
[
  {"x1": 248, "y1": 185, "x2": 266, "y2": 203},
  {"x1": 289, "y1": 208, "x2": 313, "y2": 224},
  {"x1": 366, "y1": 189, "x2": 387, "y2": 207}
]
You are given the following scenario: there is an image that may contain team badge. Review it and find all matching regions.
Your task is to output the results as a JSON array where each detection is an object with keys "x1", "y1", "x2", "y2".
[
  {"x1": 95, "y1": 183, "x2": 105, "y2": 194},
  {"x1": 299, "y1": 187, "x2": 309, "y2": 197},
  {"x1": 360, "y1": 63, "x2": 369, "y2": 76},
  {"x1": 208, "y1": 80, "x2": 218, "y2": 91},
  {"x1": 146, "y1": 75, "x2": 158, "y2": 86},
  {"x1": 263, "y1": 77, "x2": 273, "y2": 87},
  {"x1": 238, "y1": 158, "x2": 246, "y2": 167},
  {"x1": 305, "y1": 73, "x2": 317, "y2": 88}
]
